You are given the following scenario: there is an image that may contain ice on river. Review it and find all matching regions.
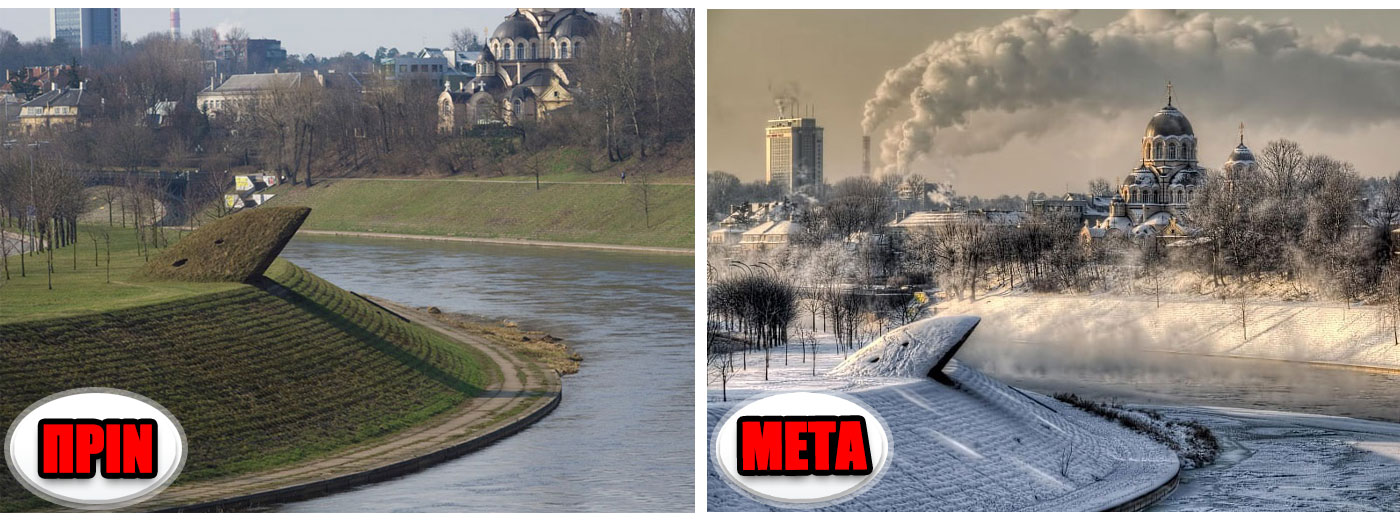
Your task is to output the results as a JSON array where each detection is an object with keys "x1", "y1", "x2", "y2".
[{"x1": 1149, "y1": 406, "x2": 1400, "y2": 511}]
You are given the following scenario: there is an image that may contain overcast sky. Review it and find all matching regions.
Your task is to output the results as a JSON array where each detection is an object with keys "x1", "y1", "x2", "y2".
[
  {"x1": 710, "y1": 10, "x2": 1400, "y2": 198},
  {"x1": 1, "y1": 8, "x2": 617, "y2": 57}
]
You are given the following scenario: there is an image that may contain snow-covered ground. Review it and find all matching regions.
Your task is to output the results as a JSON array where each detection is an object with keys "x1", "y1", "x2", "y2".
[
  {"x1": 1149, "y1": 406, "x2": 1400, "y2": 511},
  {"x1": 938, "y1": 292, "x2": 1400, "y2": 370},
  {"x1": 708, "y1": 318, "x2": 1179, "y2": 512}
]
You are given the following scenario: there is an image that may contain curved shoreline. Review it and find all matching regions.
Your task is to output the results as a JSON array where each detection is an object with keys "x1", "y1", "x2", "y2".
[
  {"x1": 143, "y1": 297, "x2": 563, "y2": 512},
  {"x1": 1104, "y1": 465, "x2": 1181, "y2": 511},
  {"x1": 295, "y1": 229, "x2": 693, "y2": 256},
  {"x1": 159, "y1": 395, "x2": 561, "y2": 512}
]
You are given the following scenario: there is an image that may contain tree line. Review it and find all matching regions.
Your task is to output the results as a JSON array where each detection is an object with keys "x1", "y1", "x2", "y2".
[{"x1": 3, "y1": 9, "x2": 694, "y2": 190}]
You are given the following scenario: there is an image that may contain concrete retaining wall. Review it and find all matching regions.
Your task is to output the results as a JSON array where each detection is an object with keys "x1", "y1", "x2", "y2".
[{"x1": 159, "y1": 391, "x2": 562, "y2": 512}]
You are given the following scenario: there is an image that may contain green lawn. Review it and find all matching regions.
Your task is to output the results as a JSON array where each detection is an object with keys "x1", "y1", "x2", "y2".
[
  {"x1": 0, "y1": 225, "x2": 241, "y2": 323},
  {"x1": 0, "y1": 257, "x2": 496, "y2": 512},
  {"x1": 268, "y1": 178, "x2": 694, "y2": 248}
]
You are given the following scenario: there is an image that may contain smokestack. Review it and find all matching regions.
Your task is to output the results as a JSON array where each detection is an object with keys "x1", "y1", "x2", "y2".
[
  {"x1": 862, "y1": 135, "x2": 871, "y2": 176},
  {"x1": 170, "y1": 8, "x2": 181, "y2": 39}
]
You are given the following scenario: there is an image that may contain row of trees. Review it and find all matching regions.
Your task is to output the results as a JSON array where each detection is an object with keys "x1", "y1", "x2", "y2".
[
  {"x1": 0, "y1": 149, "x2": 81, "y2": 289},
  {"x1": 0, "y1": 147, "x2": 175, "y2": 290}
]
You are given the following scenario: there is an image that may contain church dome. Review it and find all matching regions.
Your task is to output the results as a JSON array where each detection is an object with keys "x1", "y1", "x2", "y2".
[
  {"x1": 1224, "y1": 124, "x2": 1256, "y2": 170},
  {"x1": 1145, "y1": 105, "x2": 1193, "y2": 137},
  {"x1": 493, "y1": 14, "x2": 536, "y2": 41},
  {"x1": 1226, "y1": 144, "x2": 1254, "y2": 164},
  {"x1": 552, "y1": 14, "x2": 595, "y2": 38}
]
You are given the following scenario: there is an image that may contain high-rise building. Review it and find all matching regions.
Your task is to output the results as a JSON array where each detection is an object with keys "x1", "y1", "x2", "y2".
[
  {"x1": 50, "y1": 8, "x2": 121, "y2": 50},
  {"x1": 765, "y1": 117, "x2": 823, "y2": 193}
]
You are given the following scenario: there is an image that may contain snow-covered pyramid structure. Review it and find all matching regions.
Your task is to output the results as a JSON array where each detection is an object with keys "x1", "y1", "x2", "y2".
[
  {"x1": 829, "y1": 316, "x2": 980, "y2": 382},
  {"x1": 709, "y1": 316, "x2": 1180, "y2": 511}
]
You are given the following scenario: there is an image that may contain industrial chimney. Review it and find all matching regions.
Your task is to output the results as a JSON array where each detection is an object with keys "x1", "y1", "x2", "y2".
[
  {"x1": 862, "y1": 135, "x2": 871, "y2": 177},
  {"x1": 170, "y1": 8, "x2": 181, "y2": 39}
]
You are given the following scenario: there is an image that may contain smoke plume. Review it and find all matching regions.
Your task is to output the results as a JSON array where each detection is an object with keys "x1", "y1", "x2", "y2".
[
  {"x1": 771, "y1": 80, "x2": 803, "y2": 119},
  {"x1": 862, "y1": 10, "x2": 1400, "y2": 175}
]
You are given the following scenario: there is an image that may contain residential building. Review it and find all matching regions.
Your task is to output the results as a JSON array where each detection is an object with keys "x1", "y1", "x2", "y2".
[
  {"x1": 50, "y1": 8, "x2": 121, "y2": 50},
  {"x1": 2, "y1": 65, "x2": 77, "y2": 100},
  {"x1": 197, "y1": 72, "x2": 302, "y2": 118},
  {"x1": 740, "y1": 220, "x2": 805, "y2": 251},
  {"x1": 386, "y1": 48, "x2": 475, "y2": 91},
  {"x1": 18, "y1": 83, "x2": 98, "y2": 134},
  {"x1": 765, "y1": 117, "x2": 823, "y2": 193},
  {"x1": 197, "y1": 70, "x2": 360, "y2": 119}
]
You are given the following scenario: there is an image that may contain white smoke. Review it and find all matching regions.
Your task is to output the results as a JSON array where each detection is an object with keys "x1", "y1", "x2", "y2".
[
  {"x1": 771, "y1": 80, "x2": 803, "y2": 119},
  {"x1": 862, "y1": 10, "x2": 1400, "y2": 175}
]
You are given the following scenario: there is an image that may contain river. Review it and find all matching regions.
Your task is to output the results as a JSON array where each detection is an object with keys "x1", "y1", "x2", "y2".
[
  {"x1": 958, "y1": 337, "x2": 1400, "y2": 424},
  {"x1": 273, "y1": 235, "x2": 694, "y2": 512}
]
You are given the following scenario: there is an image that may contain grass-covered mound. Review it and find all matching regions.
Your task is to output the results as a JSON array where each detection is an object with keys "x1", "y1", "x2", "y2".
[
  {"x1": 0, "y1": 259, "x2": 496, "y2": 511},
  {"x1": 138, "y1": 207, "x2": 310, "y2": 282},
  {"x1": 0, "y1": 225, "x2": 242, "y2": 324},
  {"x1": 269, "y1": 179, "x2": 693, "y2": 249}
]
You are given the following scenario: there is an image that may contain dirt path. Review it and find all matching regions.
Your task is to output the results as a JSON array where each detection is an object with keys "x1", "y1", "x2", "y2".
[
  {"x1": 295, "y1": 229, "x2": 694, "y2": 255},
  {"x1": 132, "y1": 298, "x2": 561, "y2": 512}
]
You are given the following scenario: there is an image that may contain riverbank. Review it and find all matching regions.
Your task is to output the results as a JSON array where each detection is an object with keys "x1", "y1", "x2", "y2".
[
  {"x1": 264, "y1": 177, "x2": 693, "y2": 250},
  {"x1": 1149, "y1": 405, "x2": 1400, "y2": 511},
  {"x1": 140, "y1": 297, "x2": 562, "y2": 511},
  {"x1": 938, "y1": 292, "x2": 1400, "y2": 372}
]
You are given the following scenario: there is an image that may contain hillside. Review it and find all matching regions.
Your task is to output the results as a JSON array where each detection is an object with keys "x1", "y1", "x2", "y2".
[
  {"x1": 0, "y1": 214, "x2": 497, "y2": 511},
  {"x1": 266, "y1": 178, "x2": 693, "y2": 249}
]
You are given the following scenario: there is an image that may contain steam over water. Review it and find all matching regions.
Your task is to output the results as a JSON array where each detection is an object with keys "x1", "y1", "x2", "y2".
[
  {"x1": 273, "y1": 235, "x2": 693, "y2": 512},
  {"x1": 959, "y1": 335, "x2": 1400, "y2": 424}
]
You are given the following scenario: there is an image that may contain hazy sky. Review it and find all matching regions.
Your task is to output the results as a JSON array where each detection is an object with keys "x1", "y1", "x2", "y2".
[
  {"x1": 709, "y1": 10, "x2": 1400, "y2": 197},
  {"x1": 1, "y1": 8, "x2": 617, "y2": 57}
]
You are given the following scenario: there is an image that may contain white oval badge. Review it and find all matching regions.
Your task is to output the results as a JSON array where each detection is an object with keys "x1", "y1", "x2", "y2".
[
  {"x1": 712, "y1": 391, "x2": 891, "y2": 507},
  {"x1": 4, "y1": 388, "x2": 188, "y2": 510}
]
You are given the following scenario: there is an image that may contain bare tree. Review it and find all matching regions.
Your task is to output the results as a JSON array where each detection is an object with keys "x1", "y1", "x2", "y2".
[
  {"x1": 1088, "y1": 177, "x2": 1113, "y2": 197},
  {"x1": 630, "y1": 169, "x2": 655, "y2": 228},
  {"x1": 449, "y1": 28, "x2": 482, "y2": 52},
  {"x1": 1382, "y1": 260, "x2": 1400, "y2": 345}
]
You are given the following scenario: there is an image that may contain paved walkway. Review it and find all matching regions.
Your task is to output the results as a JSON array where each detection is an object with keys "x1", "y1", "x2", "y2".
[
  {"x1": 295, "y1": 229, "x2": 694, "y2": 255},
  {"x1": 131, "y1": 298, "x2": 561, "y2": 511}
]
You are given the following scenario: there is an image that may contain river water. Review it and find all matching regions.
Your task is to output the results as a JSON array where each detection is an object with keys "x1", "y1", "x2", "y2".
[
  {"x1": 273, "y1": 235, "x2": 694, "y2": 512},
  {"x1": 958, "y1": 337, "x2": 1400, "y2": 424}
]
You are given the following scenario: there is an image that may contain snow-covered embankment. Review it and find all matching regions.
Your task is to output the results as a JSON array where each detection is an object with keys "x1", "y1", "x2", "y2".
[{"x1": 708, "y1": 316, "x2": 1180, "y2": 511}]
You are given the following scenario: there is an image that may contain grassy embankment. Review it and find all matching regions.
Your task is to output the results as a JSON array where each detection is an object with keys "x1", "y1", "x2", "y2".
[
  {"x1": 0, "y1": 209, "x2": 498, "y2": 511},
  {"x1": 268, "y1": 178, "x2": 693, "y2": 249}
]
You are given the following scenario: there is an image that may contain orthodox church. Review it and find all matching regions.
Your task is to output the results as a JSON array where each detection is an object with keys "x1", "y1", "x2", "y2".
[
  {"x1": 439, "y1": 8, "x2": 598, "y2": 130},
  {"x1": 1084, "y1": 84, "x2": 1256, "y2": 240}
]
